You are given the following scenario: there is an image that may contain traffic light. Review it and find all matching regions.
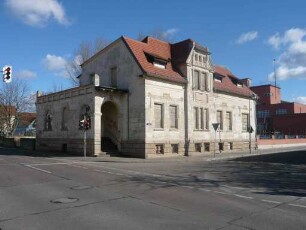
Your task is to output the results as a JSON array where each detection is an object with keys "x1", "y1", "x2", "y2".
[
  {"x1": 3, "y1": 66, "x2": 12, "y2": 83},
  {"x1": 84, "y1": 116, "x2": 91, "y2": 130},
  {"x1": 79, "y1": 119, "x2": 84, "y2": 129}
]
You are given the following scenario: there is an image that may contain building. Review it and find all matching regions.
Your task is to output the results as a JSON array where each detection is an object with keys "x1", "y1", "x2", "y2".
[
  {"x1": 14, "y1": 112, "x2": 36, "y2": 136},
  {"x1": 251, "y1": 84, "x2": 306, "y2": 135},
  {"x1": 36, "y1": 36, "x2": 256, "y2": 158}
]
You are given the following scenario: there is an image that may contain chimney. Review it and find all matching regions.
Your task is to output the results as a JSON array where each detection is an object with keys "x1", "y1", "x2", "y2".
[{"x1": 241, "y1": 78, "x2": 252, "y2": 87}]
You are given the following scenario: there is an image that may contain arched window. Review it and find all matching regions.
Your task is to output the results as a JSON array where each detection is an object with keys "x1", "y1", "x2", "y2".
[
  {"x1": 62, "y1": 107, "x2": 68, "y2": 130},
  {"x1": 44, "y1": 110, "x2": 52, "y2": 131}
]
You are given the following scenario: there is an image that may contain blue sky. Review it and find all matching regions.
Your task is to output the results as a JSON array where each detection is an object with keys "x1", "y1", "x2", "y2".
[{"x1": 1, "y1": 0, "x2": 306, "y2": 104}]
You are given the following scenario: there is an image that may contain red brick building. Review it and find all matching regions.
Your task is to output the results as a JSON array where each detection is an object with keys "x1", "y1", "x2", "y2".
[{"x1": 251, "y1": 84, "x2": 306, "y2": 135}]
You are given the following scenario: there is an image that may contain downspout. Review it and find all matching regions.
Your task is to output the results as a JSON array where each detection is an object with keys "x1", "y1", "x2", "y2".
[{"x1": 184, "y1": 83, "x2": 189, "y2": 156}]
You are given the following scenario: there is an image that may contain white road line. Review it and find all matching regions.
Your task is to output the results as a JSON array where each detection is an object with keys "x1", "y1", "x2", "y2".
[
  {"x1": 25, "y1": 165, "x2": 52, "y2": 174},
  {"x1": 199, "y1": 188, "x2": 211, "y2": 192},
  {"x1": 234, "y1": 194, "x2": 254, "y2": 199},
  {"x1": 214, "y1": 191, "x2": 229, "y2": 195},
  {"x1": 261, "y1": 199, "x2": 281, "y2": 204},
  {"x1": 182, "y1": 186, "x2": 194, "y2": 189},
  {"x1": 70, "y1": 165, "x2": 88, "y2": 169},
  {"x1": 288, "y1": 204, "x2": 306, "y2": 209},
  {"x1": 222, "y1": 185, "x2": 246, "y2": 190},
  {"x1": 25, "y1": 162, "x2": 70, "y2": 166}
]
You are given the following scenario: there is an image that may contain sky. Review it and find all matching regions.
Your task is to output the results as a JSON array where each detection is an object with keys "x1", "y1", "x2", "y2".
[{"x1": 1, "y1": 0, "x2": 306, "y2": 104}]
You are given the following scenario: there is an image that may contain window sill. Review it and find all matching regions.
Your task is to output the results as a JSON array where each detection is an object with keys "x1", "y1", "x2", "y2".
[{"x1": 170, "y1": 128, "x2": 179, "y2": 131}]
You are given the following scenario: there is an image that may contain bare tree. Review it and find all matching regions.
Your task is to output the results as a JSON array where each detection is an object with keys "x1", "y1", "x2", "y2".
[
  {"x1": 66, "y1": 37, "x2": 109, "y2": 87},
  {"x1": 0, "y1": 79, "x2": 32, "y2": 136}
]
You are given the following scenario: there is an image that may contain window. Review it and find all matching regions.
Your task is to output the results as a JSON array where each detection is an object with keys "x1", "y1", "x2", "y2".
[
  {"x1": 194, "y1": 107, "x2": 209, "y2": 130},
  {"x1": 110, "y1": 67, "x2": 117, "y2": 88},
  {"x1": 194, "y1": 107, "x2": 199, "y2": 129},
  {"x1": 204, "y1": 109, "x2": 209, "y2": 130},
  {"x1": 276, "y1": 109, "x2": 287, "y2": 115},
  {"x1": 204, "y1": 143, "x2": 210, "y2": 152},
  {"x1": 242, "y1": 113, "x2": 249, "y2": 132},
  {"x1": 44, "y1": 110, "x2": 52, "y2": 131},
  {"x1": 202, "y1": 55, "x2": 207, "y2": 63},
  {"x1": 200, "y1": 72, "x2": 207, "y2": 91},
  {"x1": 195, "y1": 143, "x2": 202, "y2": 152},
  {"x1": 155, "y1": 144, "x2": 164, "y2": 154},
  {"x1": 171, "y1": 144, "x2": 179, "y2": 154},
  {"x1": 225, "y1": 112, "x2": 232, "y2": 131},
  {"x1": 264, "y1": 92, "x2": 273, "y2": 97},
  {"x1": 62, "y1": 107, "x2": 68, "y2": 130},
  {"x1": 257, "y1": 110, "x2": 270, "y2": 118},
  {"x1": 193, "y1": 70, "x2": 200, "y2": 90},
  {"x1": 214, "y1": 74, "x2": 223, "y2": 82},
  {"x1": 154, "y1": 103, "x2": 163, "y2": 129},
  {"x1": 169, "y1": 105, "x2": 178, "y2": 129},
  {"x1": 199, "y1": 55, "x2": 202, "y2": 62},
  {"x1": 193, "y1": 71, "x2": 208, "y2": 91},
  {"x1": 228, "y1": 142, "x2": 233, "y2": 150},
  {"x1": 195, "y1": 54, "x2": 198, "y2": 62},
  {"x1": 217, "y1": 111, "x2": 223, "y2": 130}
]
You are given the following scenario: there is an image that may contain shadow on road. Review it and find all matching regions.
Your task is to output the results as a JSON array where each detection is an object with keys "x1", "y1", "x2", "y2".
[{"x1": 123, "y1": 150, "x2": 306, "y2": 198}]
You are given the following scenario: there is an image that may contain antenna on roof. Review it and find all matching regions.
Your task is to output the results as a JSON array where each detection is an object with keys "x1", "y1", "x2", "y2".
[{"x1": 273, "y1": 59, "x2": 277, "y2": 100}]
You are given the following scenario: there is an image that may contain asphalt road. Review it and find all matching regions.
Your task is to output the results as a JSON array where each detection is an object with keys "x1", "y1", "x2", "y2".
[{"x1": 0, "y1": 147, "x2": 305, "y2": 230}]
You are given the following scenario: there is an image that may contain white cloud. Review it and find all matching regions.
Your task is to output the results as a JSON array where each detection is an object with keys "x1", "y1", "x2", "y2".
[
  {"x1": 42, "y1": 54, "x2": 69, "y2": 78},
  {"x1": 15, "y1": 70, "x2": 37, "y2": 79},
  {"x1": 293, "y1": 96, "x2": 306, "y2": 105},
  {"x1": 163, "y1": 28, "x2": 179, "y2": 37},
  {"x1": 267, "y1": 28, "x2": 306, "y2": 81},
  {"x1": 236, "y1": 31, "x2": 258, "y2": 44},
  {"x1": 4, "y1": 0, "x2": 70, "y2": 27},
  {"x1": 43, "y1": 54, "x2": 67, "y2": 71}
]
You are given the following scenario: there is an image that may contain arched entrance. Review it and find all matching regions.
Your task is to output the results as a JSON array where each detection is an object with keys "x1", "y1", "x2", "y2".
[{"x1": 101, "y1": 101, "x2": 120, "y2": 152}]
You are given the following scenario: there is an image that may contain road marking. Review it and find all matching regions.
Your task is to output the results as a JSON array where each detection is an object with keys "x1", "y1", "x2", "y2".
[
  {"x1": 261, "y1": 199, "x2": 281, "y2": 204},
  {"x1": 234, "y1": 194, "x2": 254, "y2": 199},
  {"x1": 223, "y1": 185, "x2": 246, "y2": 190},
  {"x1": 24, "y1": 165, "x2": 52, "y2": 174},
  {"x1": 288, "y1": 204, "x2": 306, "y2": 209},
  {"x1": 199, "y1": 188, "x2": 211, "y2": 192},
  {"x1": 214, "y1": 191, "x2": 229, "y2": 195},
  {"x1": 25, "y1": 162, "x2": 70, "y2": 166},
  {"x1": 182, "y1": 185, "x2": 194, "y2": 189},
  {"x1": 70, "y1": 164, "x2": 88, "y2": 169}
]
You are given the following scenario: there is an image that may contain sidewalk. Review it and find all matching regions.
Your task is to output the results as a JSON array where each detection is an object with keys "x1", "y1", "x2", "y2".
[{"x1": 53, "y1": 145, "x2": 306, "y2": 164}]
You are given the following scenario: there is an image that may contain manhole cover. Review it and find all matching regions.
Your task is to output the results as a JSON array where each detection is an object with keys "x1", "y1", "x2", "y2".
[
  {"x1": 70, "y1": 185, "x2": 93, "y2": 190},
  {"x1": 50, "y1": 197, "x2": 79, "y2": 204}
]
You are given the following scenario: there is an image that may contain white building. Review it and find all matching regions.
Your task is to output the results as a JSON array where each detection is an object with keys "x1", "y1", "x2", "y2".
[{"x1": 36, "y1": 36, "x2": 256, "y2": 158}]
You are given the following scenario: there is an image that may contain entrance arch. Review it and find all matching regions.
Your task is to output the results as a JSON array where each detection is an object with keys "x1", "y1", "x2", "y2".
[{"x1": 101, "y1": 101, "x2": 120, "y2": 152}]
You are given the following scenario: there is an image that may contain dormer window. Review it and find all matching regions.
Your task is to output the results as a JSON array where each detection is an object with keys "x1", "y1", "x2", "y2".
[
  {"x1": 237, "y1": 83, "x2": 243, "y2": 88},
  {"x1": 153, "y1": 62, "x2": 166, "y2": 69},
  {"x1": 145, "y1": 52, "x2": 168, "y2": 69},
  {"x1": 214, "y1": 74, "x2": 223, "y2": 82}
]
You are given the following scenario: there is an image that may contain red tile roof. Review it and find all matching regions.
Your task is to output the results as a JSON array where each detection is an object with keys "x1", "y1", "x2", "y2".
[
  {"x1": 123, "y1": 36, "x2": 187, "y2": 83},
  {"x1": 19, "y1": 112, "x2": 36, "y2": 126},
  {"x1": 214, "y1": 65, "x2": 255, "y2": 98}
]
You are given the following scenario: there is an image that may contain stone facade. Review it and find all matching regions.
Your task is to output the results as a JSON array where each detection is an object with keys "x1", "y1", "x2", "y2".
[{"x1": 36, "y1": 36, "x2": 256, "y2": 158}]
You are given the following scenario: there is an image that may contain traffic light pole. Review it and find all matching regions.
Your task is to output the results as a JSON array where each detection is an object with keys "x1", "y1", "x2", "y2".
[{"x1": 84, "y1": 129, "x2": 87, "y2": 158}]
